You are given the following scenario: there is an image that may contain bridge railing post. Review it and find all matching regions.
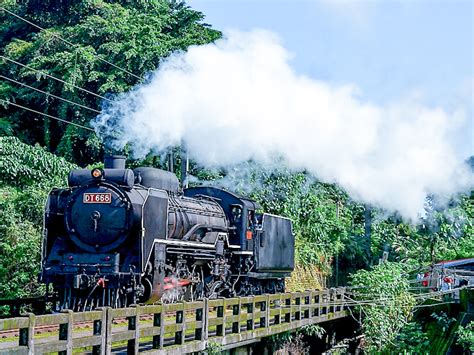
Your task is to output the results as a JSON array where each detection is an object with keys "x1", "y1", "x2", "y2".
[
  {"x1": 158, "y1": 305, "x2": 165, "y2": 349},
  {"x1": 317, "y1": 290, "x2": 322, "y2": 317},
  {"x1": 105, "y1": 307, "x2": 113, "y2": 354},
  {"x1": 269, "y1": 294, "x2": 280, "y2": 325},
  {"x1": 341, "y1": 287, "x2": 347, "y2": 311},
  {"x1": 332, "y1": 290, "x2": 335, "y2": 313},
  {"x1": 126, "y1": 305, "x2": 139, "y2": 354},
  {"x1": 150, "y1": 305, "x2": 162, "y2": 349},
  {"x1": 22, "y1": 313, "x2": 35, "y2": 354},
  {"x1": 231, "y1": 297, "x2": 241, "y2": 334},
  {"x1": 58, "y1": 309, "x2": 73, "y2": 355},
  {"x1": 310, "y1": 290, "x2": 318, "y2": 317},
  {"x1": 321, "y1": 291, "x2": 328, "y2": 316},
  {"x1": 194, "y1": 300, "x2": 205, "y2": 341},
  {"x1": 282, "y1": 293, "x2": 291, "y2": 323},
  {"x1": 92, "y1": 307, "x2": 107, "y2": 355},
  {"x1": 265, "y1": 294, "x2": 270, "y2": 328},
  {"x1": 297, "y1": 292, "x2": 302, "y2": 320},
  {"x1": 277, "y1": 295, "x2": 282, "y2": 325},
  {"x1": 254, "y1": 295, "x2": 264, "y2": 329},
  {"x1": 216, "y1": 298, "x2": 225, "y2": 336},
  {"x1": 174, "y1": 302, "x2": 186, "y2": 346},
  {"x1": 147, "y1": 304, "x2": 165, "y2": 350},
  {"x1": 303, "y1": 291, "x2": 310, "y2": 319},
  {"x1": 247, "y1": 297, "x2": 255, "y2": 331},
  {"x1": 203, "y1": 298, "x2": 209, "y2": 342},
  {"x1": 291, "y1": 292, "x2": 301, "y2": 321},
  {"x1": 332, "y1": 289, "x2": 336, "y2": 313},
  {"x1": 335, "y1": 289, "x2": 342, "y2": 313}
]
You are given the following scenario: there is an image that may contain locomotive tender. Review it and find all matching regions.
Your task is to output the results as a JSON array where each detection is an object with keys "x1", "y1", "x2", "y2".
[{"x1": 41, "y1": 156, "x2": 294, "y2": 310}]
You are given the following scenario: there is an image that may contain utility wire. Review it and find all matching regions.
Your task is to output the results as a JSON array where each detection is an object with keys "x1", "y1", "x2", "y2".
[
  {"x1": 338, "y1": 286, "x2": 471, "y2": 308},
  {"x1": 345, "y1": 266, "x2": 472, "y2": 292},
  {"x1": 0, "y1": 74, "x2": 101, "y2": 114},
  {"x1": 0, "y1": 6, "x2": 142, "y2": 81},
  {"x1": 0, "y1": 99, "x2": 95, "y2": 132},
  {"x1": 337, "y1": 285, "x2": 468, "y2": 303},
  {"x1": 0, "y1": 55, "x2": 112, "y2": 102}
]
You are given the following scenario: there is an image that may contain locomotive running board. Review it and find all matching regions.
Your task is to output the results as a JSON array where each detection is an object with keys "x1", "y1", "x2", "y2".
[
  {"x1": 232, "y1": 251, "x2": 253, "y2": 255},
  {"x1": 154, "y1": 239, "x2": 215, "y2": 249},
  {"x1": 153, "y1": 237, "x2": 241, "y2": 250}
]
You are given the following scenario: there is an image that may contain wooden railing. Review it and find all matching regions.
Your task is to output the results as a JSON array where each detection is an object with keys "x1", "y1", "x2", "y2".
[{"x1": 0, "y1": 288, "x2": 348, "y2": 354}]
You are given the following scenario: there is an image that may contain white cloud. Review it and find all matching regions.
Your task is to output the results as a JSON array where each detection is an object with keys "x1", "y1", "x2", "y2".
[{"x1": 94, "y1": 30, "x2": 473, "y2": 220}]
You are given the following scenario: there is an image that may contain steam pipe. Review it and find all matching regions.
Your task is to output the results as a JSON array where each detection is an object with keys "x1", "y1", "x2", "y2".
[
  {"x1": 181, "y1": 150, "x2": 189, "y2": 188},
  {"x1": 168, "y1": 151, "x2": 174, "y2": 172}
]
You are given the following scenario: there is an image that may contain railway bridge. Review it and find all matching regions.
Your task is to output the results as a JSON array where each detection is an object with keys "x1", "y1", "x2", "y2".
[{"x1": 0, "y1": 288, "x2": 349, "y2": 354}]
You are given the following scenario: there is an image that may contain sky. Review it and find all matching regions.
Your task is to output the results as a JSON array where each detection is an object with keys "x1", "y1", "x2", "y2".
[{"x1": 187, "y1": 0, "x2": 473, "y2": 159}]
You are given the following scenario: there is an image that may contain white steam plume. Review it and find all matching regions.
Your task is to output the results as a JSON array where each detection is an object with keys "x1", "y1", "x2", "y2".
[{"x1": 94, "y1": 30, "x2": 473, "y2": 220}]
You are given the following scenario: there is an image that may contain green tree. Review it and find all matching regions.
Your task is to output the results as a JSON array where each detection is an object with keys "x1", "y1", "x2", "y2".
[
  {"x1": 395, "y1": 321, "x2": 430, "y2": 353},
  {"x1": 349, "y1": 262, "x2": 416, "y2": 352},
  {"x1": 0, "y1": 0, "x2": 221, "y2": 165},
  {"x1": 457, "y1": 321, "x2": 474, "y2": 352},
  {"x1": 370, "y1": 194, "x2": 473, "y2": 265}
]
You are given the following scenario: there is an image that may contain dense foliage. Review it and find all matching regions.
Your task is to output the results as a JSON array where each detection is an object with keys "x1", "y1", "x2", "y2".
[
  {"x1": 0, "y1": 0, "x2": 221, "y2": 165},
  {"x1": 370, "y1": 196, "x2": 473, "y2": 265},
  {"x1": 395, "y1": 321, "x2": 430, "y2": 353},
  {"x1": 347, "y1": 194, "x2": 473, "y2": 353},
  {"x1": 0, "y1": 136, "x2": 75, "y2": 300},
  {"x1": 457, "y1": 321, "x2": 474, "y2": 352},
  {"x1": 349, "y1": 262, "x2": 416, "y2": 352}
]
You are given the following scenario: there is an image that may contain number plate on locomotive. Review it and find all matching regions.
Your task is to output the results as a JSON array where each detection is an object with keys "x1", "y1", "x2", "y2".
[{"x1": 83, "y1": 193, "x2": 112, "y2": 203}]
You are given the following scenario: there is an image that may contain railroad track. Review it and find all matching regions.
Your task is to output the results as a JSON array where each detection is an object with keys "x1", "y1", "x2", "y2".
[{"x1": 0, "y1": 313, "x2": 157, "y2": 340}]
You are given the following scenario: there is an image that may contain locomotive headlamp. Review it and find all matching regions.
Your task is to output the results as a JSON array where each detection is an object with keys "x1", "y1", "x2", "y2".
[{"x1": 91, "y1": 168, "x2": 103, "y2": 179}]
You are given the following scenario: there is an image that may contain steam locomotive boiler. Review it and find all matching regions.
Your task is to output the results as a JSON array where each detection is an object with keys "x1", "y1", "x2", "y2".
[{"x1": 41, "y1": 156, "x2": 294, "y2": 310}]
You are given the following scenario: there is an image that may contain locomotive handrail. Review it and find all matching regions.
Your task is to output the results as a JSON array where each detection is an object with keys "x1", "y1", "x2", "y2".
[
  {"x1": 0, "y1": 288, "x2": 349, "y2": 354},
  {"x1": 192, "y1": 194, "x2": 222, "y2": 202}
]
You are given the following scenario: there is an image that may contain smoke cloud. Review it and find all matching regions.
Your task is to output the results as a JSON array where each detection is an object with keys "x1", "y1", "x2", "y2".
[{"x1": 94, "y1": 30, "x2": 473, "y2": 220}]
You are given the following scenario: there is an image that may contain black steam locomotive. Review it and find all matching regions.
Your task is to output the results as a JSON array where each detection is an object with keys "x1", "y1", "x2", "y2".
[{"x1": 41, "y1": 156, "x2": 294, "y2": 310}]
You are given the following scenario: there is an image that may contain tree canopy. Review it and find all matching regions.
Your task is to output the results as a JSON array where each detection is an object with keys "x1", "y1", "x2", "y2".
[{"x1": 0, "y1": 0, "x2": 221, "y2": 165}]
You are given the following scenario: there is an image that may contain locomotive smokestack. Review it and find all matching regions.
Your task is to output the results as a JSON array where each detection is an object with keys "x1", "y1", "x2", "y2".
[{"x1": 104, "y1": 155, "x2": 126, "y2": 169}]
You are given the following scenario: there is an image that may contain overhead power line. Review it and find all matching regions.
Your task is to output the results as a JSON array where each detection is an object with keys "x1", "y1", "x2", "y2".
[
  {"x1": 0, "y1": 74, "x2": 101, "y2": 114},
  {"x1": 0, "y1": 99, "x2": 95, "y2": 132},
  {"x1": 0, "y1": 6, "x2": 142, "y2": 81},
  {"x1": 338, "y1": 285, "x2": 471, "y2": 309},
  {"x1": 0, "y1": 55, "x2": 112, "y2": 103}
]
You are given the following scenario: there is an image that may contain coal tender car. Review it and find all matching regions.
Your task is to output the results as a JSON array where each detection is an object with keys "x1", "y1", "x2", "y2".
[{"x1": 41, "y1": 156, "x2": 294, "y2": 310}]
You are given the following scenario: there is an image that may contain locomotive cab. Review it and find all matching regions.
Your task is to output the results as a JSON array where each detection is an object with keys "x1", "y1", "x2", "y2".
[{"x1": 185, "y1": 187, "x2": 294, "y2": 285}]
